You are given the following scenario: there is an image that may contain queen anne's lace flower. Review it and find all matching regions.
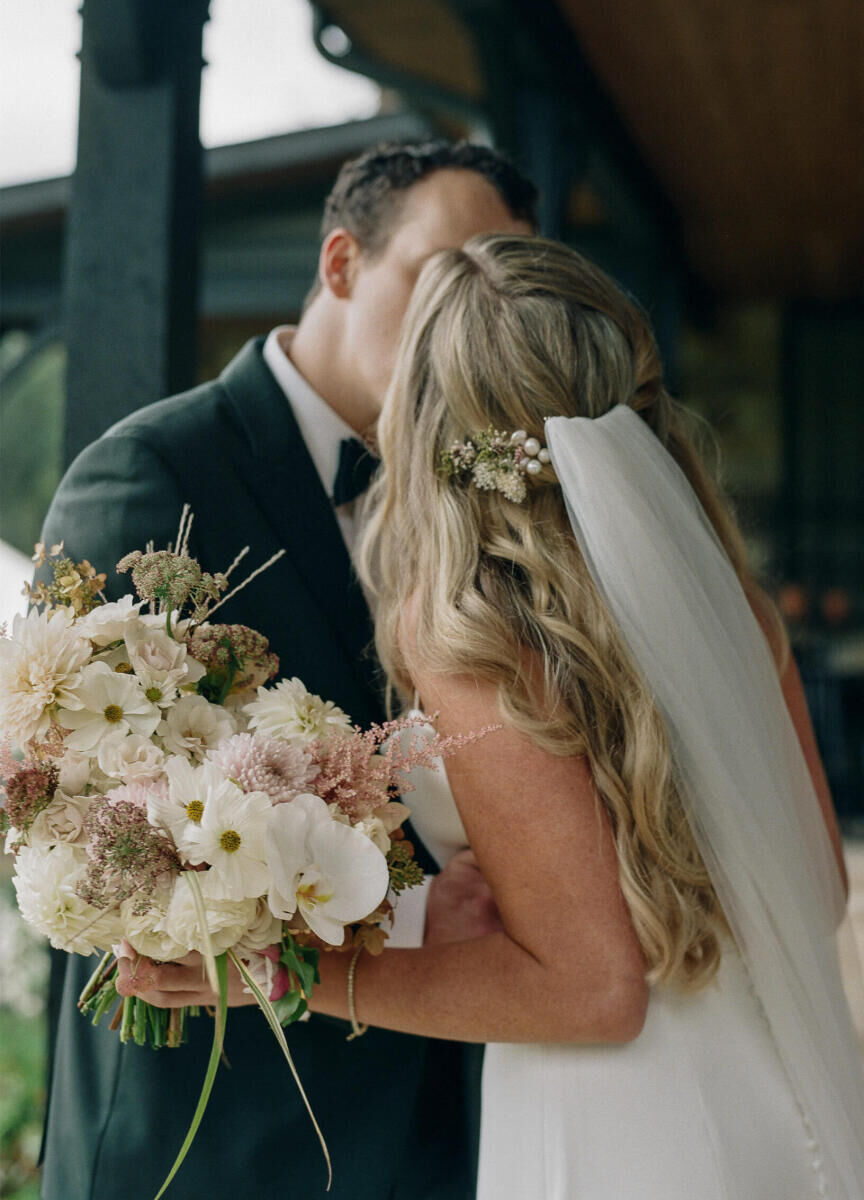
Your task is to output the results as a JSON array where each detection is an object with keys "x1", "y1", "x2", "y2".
[
  {"x1": 266, "y1": 793, "x2": 389, "y2": 945},
  {"x1": 207, "y1": 732, "x2": 318, "y2": 803},
  {"x1": 243, "y1": 677, "x2": 352, "y2": 745},
  {"x1": 0, "y1": 608, "x2": 91, "y2": 745},
  {"x1": 56, "y1": 662, "x2": 161, "y2": 752}
]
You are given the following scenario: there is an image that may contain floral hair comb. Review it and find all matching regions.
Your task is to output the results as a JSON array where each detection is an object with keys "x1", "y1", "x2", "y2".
[{"x1": 439, "y1": 427, "x2": 554, "y2": 503}]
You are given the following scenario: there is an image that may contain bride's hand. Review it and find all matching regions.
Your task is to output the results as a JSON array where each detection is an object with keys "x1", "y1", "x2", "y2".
[
  {"x1": 424, "y1": 849, "x2": 503, "y2": 945},
  {"x1": 114, "y1": 940, "x2": 258, "y2": 1008}
]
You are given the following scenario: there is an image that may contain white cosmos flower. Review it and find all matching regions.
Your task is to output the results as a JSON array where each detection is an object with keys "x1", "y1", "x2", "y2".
[
  {"x1": 158, "y1": 877, "x2": 258, "y2": 955},
  {"x1": 0, "y1": 607, "x2": 91, "y2": 745},
  {"x1": 243, "y1": 677, "x2": 352, "y2": 745},
  {"x1": 13, "y1": 842, "x2": 123, "y2": 954},
  {"x1": 158, "y1": 695, "x2": 235, "y2": 761},
  {"x1": 76, "y1": 595, "x2": 145, "y2": 646},
  {"x1": 187, "y1": 783, "x2": 272, "y2": 901},
  {"x1": 56, "y1": 662, "x2": 161, "y2": 752},
  {"x1": 97, "y1": 730, "x2": 165, "y2": 782},
  {"x1": 147, "y1": 757, "x2": 229, "y2": 855},
  {"x1": 267, "y1": 793, "x2": 389, "y2": 946}
]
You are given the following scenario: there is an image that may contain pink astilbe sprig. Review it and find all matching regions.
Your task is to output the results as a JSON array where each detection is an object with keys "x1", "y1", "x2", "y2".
[
  {"x1": 312, "y1": 716, "x2": 499, "y2": 820},
  {"x1": 77, "y1": 793, "x2": 181, "y2": 915},
  {"x1": 207, "y1": 732, "x2": 318, "y2": 803}
]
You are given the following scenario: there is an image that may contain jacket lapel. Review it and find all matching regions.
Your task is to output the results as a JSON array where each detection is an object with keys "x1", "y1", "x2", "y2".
[{"x1": 217, "y1": 339, "x2": 378, "y2": 690}]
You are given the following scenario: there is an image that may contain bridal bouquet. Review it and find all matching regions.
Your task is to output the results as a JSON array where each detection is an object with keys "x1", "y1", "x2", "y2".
[{"x1": 0, "y1": 512, "x2": 472, "y2": 1190}]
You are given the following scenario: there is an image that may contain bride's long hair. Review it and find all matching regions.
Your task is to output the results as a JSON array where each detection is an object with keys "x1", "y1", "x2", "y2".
[{"x1": 359, "y1": 234, "x2": 784, "y2": 990}]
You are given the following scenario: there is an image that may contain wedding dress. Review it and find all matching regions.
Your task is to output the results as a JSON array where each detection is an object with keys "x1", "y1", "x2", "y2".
[{"x1": 400, "y1": 746, "x2": 826, "y2": 1200}]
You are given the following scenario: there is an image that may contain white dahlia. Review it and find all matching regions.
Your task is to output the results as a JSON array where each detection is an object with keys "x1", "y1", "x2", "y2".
[
  {"x1": 243, "y1": 677, "x2": 352, "y2": 745},
  {"x1": 0, "y1": 607, "x2": 91, "y2": 745},
  {"x1": 12, "y1": 842, "x2": 123, "y2": 954}
]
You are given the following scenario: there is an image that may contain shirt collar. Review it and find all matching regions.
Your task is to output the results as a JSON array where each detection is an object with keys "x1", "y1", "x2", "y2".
[{"x1": 262, "y1": 325, "x2": 357, "y2": 501}]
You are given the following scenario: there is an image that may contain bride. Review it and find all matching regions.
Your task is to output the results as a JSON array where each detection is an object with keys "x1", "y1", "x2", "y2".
[{"x1": 126, "y1": 234, "x2": 864, "y2": 1197}]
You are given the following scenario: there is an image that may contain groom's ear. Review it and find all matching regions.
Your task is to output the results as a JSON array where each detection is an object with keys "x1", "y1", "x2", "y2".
[{"x1": 319, "y1": 229, "x2": 360, "y2": 300}]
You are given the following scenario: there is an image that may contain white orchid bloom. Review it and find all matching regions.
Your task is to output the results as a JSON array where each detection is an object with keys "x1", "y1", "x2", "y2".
[
  {"x1": 267, "y1": 793, "x2": 390, "y2": 946},
  {"x1": 56, "y1": 662, "x2": 161, "y2": 752}
]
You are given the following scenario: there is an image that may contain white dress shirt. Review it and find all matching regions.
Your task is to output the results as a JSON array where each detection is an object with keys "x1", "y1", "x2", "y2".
[{"x1": 262, "y1": 326, "x2": 432, "y2": 948}]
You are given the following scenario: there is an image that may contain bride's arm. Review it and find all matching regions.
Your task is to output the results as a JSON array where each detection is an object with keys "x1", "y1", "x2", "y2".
[
  {"x1": 118, "y1": 672, "x2": 649, "y2": 1044},
  {"x1": 307, "y1": 669, "x2": 649, "y2": 1044}
]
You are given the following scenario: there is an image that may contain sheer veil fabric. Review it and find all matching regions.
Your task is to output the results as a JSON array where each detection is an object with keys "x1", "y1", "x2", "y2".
[{"x1": 545, "y1": 406, "x2": 864, "y2": 1196}]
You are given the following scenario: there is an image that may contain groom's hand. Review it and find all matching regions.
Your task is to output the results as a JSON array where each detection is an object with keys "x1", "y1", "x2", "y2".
[
  {"x1": 114, "y1": 940, "x2": 258, "y2": 1008},
  {"x1": 424, "y1": 849, "x2": 503, "y2": 945}
]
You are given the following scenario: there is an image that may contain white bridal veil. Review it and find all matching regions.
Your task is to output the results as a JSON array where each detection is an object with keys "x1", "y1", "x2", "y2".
[{"x1": 546, "y1": 405, "x2": 864, "y2": 1197}]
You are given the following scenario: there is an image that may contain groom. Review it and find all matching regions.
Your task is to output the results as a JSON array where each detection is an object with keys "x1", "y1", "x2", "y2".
[{"x1": 39, "y1": 139, "x2": 536, "y2": 1199}]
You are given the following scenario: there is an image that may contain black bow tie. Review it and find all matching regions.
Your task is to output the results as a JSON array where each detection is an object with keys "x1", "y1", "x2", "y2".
[{"x1": 332, "y1": 437, "x2": 380, "y2": 507}]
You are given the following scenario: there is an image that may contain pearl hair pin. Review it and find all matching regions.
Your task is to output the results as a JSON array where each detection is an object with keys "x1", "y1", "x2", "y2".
[{"x1": 439, "y1": 426, "x2": 555, "y2": 504}]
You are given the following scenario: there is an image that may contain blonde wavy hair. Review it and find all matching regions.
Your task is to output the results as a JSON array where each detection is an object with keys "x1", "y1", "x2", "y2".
[{"x1": 360, "y1": 234, "x2": 784, "y2": 990}]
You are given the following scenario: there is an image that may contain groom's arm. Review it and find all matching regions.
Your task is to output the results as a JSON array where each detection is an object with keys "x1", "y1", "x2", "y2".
[{"x1": 40, "y1": 431, "x2": 186, "y2": 597}]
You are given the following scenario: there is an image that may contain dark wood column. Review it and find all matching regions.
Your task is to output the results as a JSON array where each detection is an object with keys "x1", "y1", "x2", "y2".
[{"x1": 63, "y1": 0, "x2": 210, "y2": 466}]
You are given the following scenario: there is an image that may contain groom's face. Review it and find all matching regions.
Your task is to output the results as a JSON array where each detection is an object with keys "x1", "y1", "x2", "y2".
[{"x1": 343, "y1": 168, "x2": 532, "y2": 413}]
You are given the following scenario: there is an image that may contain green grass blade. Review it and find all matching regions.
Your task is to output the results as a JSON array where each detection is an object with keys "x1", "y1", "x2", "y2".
[
  {"x1": 153, "y1": 953, "x2": 228, "y2": 1200},
  {"x1": 182, "y1": 870, "x2": 224, "y2": 1054},
  {"x1": 227, "y1": 949, "x2": 332, "y2": 1191}
]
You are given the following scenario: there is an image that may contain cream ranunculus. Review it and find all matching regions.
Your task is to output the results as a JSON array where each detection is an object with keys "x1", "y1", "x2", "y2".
[
  {"x1": 0, "y1": 607, "x2": 91, "y2": 746},
  {"x1": 187, "y1": 784, "x2": 272, "y2": 902},
  {"x1": 157, "y1": 876, "x2": 258, "y2": 955},
  {"x1": 96, "y1": 730, "x2": 165, "y2": 782},
  {"x1": 124, "y1": 620, "x2": 205, "y2": 706},
  {"x1": 56, "y1": 748, "x2": 95, "y2": 795},
  {"x1": 119, "y1": 880, "x2": 188, "y2": 961},
  {"x1": 233, "y1": 896, "x2": 282, "y2": 954},
  {"x1": 12, "y1": 842, "x2": 123, "y2": 954},
  {"x1": 243, "y1": 677, "x2": 352, "y2": 745},
  {"x1": 56, "y1": 662, "x2": 161, "y2": 752},
  {"x1": 27, "y1": 791, "x2": 93, "y2": 848},
  {"x1": 158, "y1": 695, "x2": 235, "y2": 761},
  {"x1": 266, "y1": 793, "x2": 389, "y2": 946}
]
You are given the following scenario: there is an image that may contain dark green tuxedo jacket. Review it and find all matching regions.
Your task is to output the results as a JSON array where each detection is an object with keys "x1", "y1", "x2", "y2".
[{"x1": 39, "y1": 339, "x2": 481, "y2": 1200}]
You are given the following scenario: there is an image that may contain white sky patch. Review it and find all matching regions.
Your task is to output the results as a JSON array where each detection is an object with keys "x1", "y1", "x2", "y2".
[{"x1": 0, "y1": 0, "x2": 379, "y2": 188}]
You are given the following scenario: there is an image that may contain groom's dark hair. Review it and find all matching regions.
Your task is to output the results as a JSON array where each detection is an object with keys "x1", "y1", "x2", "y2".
[
  {"x1": 322, "y1": 139, "x2": 538, "y2": 251},
  {"x1": 303, "y1": 139, "x2": 538, "y2": 306}
]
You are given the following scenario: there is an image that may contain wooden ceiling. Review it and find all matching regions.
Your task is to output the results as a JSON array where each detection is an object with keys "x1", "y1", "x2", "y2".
[
  {"x1": 557, "y1": 0, "x2": 864, "y2": 299},
  {"x1": 315, "y1": 0, "x2": 864, "y2": 299}
]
